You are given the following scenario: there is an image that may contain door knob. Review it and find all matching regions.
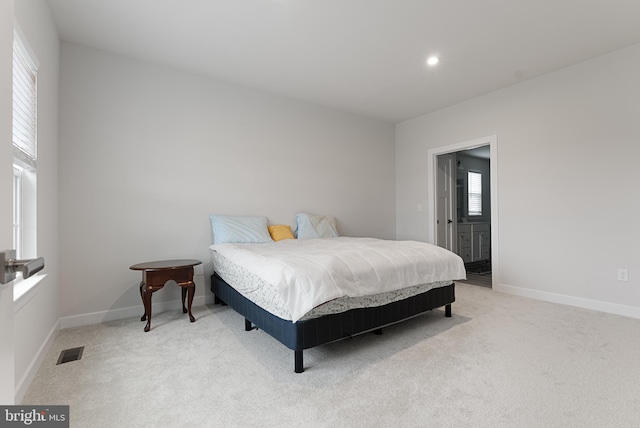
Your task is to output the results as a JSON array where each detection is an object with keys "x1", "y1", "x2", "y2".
[
  {"x1": 447, "y1": 219, "x2": 453, "y2": 224},
  {"x1": 0, "y1": 249, "x2": 45, "y2": 284}
]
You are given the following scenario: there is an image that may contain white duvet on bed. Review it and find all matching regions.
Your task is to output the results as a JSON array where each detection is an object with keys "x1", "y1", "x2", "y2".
[{"x1": 210, "y1": 237, "x2": 466, "y2": 322}]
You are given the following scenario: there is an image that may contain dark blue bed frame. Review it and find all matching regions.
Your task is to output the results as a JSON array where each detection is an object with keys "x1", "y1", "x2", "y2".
[{"x1": 211, "y1": 273, "x2": 455, "y2": 373}]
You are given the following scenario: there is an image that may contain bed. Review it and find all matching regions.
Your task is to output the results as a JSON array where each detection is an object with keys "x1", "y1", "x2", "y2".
[{"x1": 208, "y1": 214, "x2": 466, "y2": 373}]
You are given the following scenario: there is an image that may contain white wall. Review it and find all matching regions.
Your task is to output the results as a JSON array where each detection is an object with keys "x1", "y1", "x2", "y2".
[
  {"x1": 58, "y1": 42, "x2": 395, "y2": 323},
  {"x1": 396, "y1": 43, "x2": 640, "y2": 317},
  {"x1": 13, "y1": 0, "x2": 60, "y2": 402}
]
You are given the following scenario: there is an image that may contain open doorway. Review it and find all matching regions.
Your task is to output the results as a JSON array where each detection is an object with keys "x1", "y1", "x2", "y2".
[{"x1": 428, "y1": 136, "x2": 497, "y2": 289}]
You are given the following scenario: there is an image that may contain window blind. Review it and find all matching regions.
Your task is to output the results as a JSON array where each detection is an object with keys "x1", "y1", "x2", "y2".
[
  {"x1": 12, "y1": 34, "x2": 37, "y2": 168},
  {"x1": 468, "y1": 171, "x2": 482, "y2": 216}
]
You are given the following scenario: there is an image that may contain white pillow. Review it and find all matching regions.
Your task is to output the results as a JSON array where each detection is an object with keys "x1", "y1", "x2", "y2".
[
  {"x1": 295, "y1": 213, "x2": 339, "y2": 239},
  {"x1": 210, "y1": 215, "x2": 274, "y2": 245}
]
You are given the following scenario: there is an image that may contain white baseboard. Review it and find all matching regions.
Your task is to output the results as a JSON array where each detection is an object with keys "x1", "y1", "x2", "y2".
[
  {"x1": 16, "y1": 318, "x2": 60, "y2": 404},
  {"x1": 494, "y1": 283, "x2": 640, "y2": 319},
  {"x1": 59, "y1": 295, "x2": 216, "y2": 329}
]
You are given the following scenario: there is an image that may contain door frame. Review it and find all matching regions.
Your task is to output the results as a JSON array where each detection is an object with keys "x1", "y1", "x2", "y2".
[
  {"x1": 427, "y1": 135, "x2": 498, "y2": 287},
  {"x1": 1, "y1": 0, "x2": 16, "y2": 404}
]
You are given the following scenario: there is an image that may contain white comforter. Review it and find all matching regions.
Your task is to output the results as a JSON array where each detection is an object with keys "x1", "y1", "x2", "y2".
[{"x1": 210, "y1": 237, "x2": 466, "y2": 322}]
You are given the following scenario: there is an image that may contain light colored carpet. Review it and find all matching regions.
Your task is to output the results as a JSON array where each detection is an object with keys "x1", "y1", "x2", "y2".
[{"x1": 23, "y1": 283, "x2": 640, "y2": 427}]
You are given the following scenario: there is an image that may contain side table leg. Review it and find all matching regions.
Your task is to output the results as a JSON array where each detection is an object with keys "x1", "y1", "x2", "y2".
[
  {"x1": 143, "y1": 285, "x2": 153, "y2": 332},
  {"x1": 186, "y1": 280, "x2": 195, "y2": 323},
  {"x1": 181, "y1": 287, "x2": 188, "y2": 314},
  {"x1": 139, "y1": 281, "x2": 147, "y2": 322}
]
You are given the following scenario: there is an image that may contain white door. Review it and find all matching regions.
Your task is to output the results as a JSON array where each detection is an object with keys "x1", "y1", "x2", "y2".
[
  {"x1": 0, "y1": 0, "x2": 16, "y2": 404},
  {"x1": 436, "y1": 154, "x2": 456, "y2": 251}
]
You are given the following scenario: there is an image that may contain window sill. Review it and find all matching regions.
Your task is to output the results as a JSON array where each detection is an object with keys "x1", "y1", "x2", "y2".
[{"x1": 14, "y1": 273, "x2": 47, "y2": 314}]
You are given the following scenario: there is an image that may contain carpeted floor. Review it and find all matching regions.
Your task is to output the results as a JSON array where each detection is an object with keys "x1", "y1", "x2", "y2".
[{"x1": 23, "y1": 283, "x2": 640, "y2": 427}]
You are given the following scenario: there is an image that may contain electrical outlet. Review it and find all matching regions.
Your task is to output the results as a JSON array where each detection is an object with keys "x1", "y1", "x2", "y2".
[
  {"x1": 194, "y1": 264, "x2": 204, "y2": 275},
  {"x1": 617, "y1": 268, "x2": 629, "y2": 282}
]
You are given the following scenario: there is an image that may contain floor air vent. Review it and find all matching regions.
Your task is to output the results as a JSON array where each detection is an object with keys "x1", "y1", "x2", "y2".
[{"x1": 57, "y1": 346, "x2": 84, "y2": 365}]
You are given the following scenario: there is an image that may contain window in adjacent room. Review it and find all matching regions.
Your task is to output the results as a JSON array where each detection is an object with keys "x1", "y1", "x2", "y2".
[
  {"x1": 12, "y1": 27, "x2": 38, "y2": 261},
  {"x1": 468, "y1": 171, "x2": 482, "y2": 216}
]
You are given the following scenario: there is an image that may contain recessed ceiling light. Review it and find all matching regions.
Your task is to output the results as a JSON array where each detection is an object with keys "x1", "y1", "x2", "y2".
[{"x1": 426, "y1": 56, "x2": 439, "y2": 66}]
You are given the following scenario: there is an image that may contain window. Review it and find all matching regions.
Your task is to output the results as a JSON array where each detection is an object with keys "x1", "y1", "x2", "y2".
[
  {"x1": 13, "y1": 165, "x2": 23, "y2": 257},
  {"x1": 468, "y1": 171, "x2": 482, "y2": 216},
  {"x1": 12, "y1": 28, "x2": 38, "y2": 260}
]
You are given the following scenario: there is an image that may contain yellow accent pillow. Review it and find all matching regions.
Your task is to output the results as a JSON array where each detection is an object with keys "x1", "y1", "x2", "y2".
[{"x1": 268, "y1": 225, "x2": 295, "y2": 241}]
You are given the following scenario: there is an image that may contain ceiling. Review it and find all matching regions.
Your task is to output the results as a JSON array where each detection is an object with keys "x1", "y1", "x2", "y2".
[
  {"x1": 463, "y1": 146, "x2": 490, "y2": 160},
  {"x1": 47, "y1": 0, "x2": 640, "y2": 123}
]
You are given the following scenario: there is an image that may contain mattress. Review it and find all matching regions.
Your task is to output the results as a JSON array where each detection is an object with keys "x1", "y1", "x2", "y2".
[{"x1": 210, "y1": 237, "x2": 465, "y2": 321}]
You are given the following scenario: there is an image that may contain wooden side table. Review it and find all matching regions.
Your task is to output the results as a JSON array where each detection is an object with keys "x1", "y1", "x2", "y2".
[{"x1": 130, "y1": 259, "x2": 202, "y2": 332}]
